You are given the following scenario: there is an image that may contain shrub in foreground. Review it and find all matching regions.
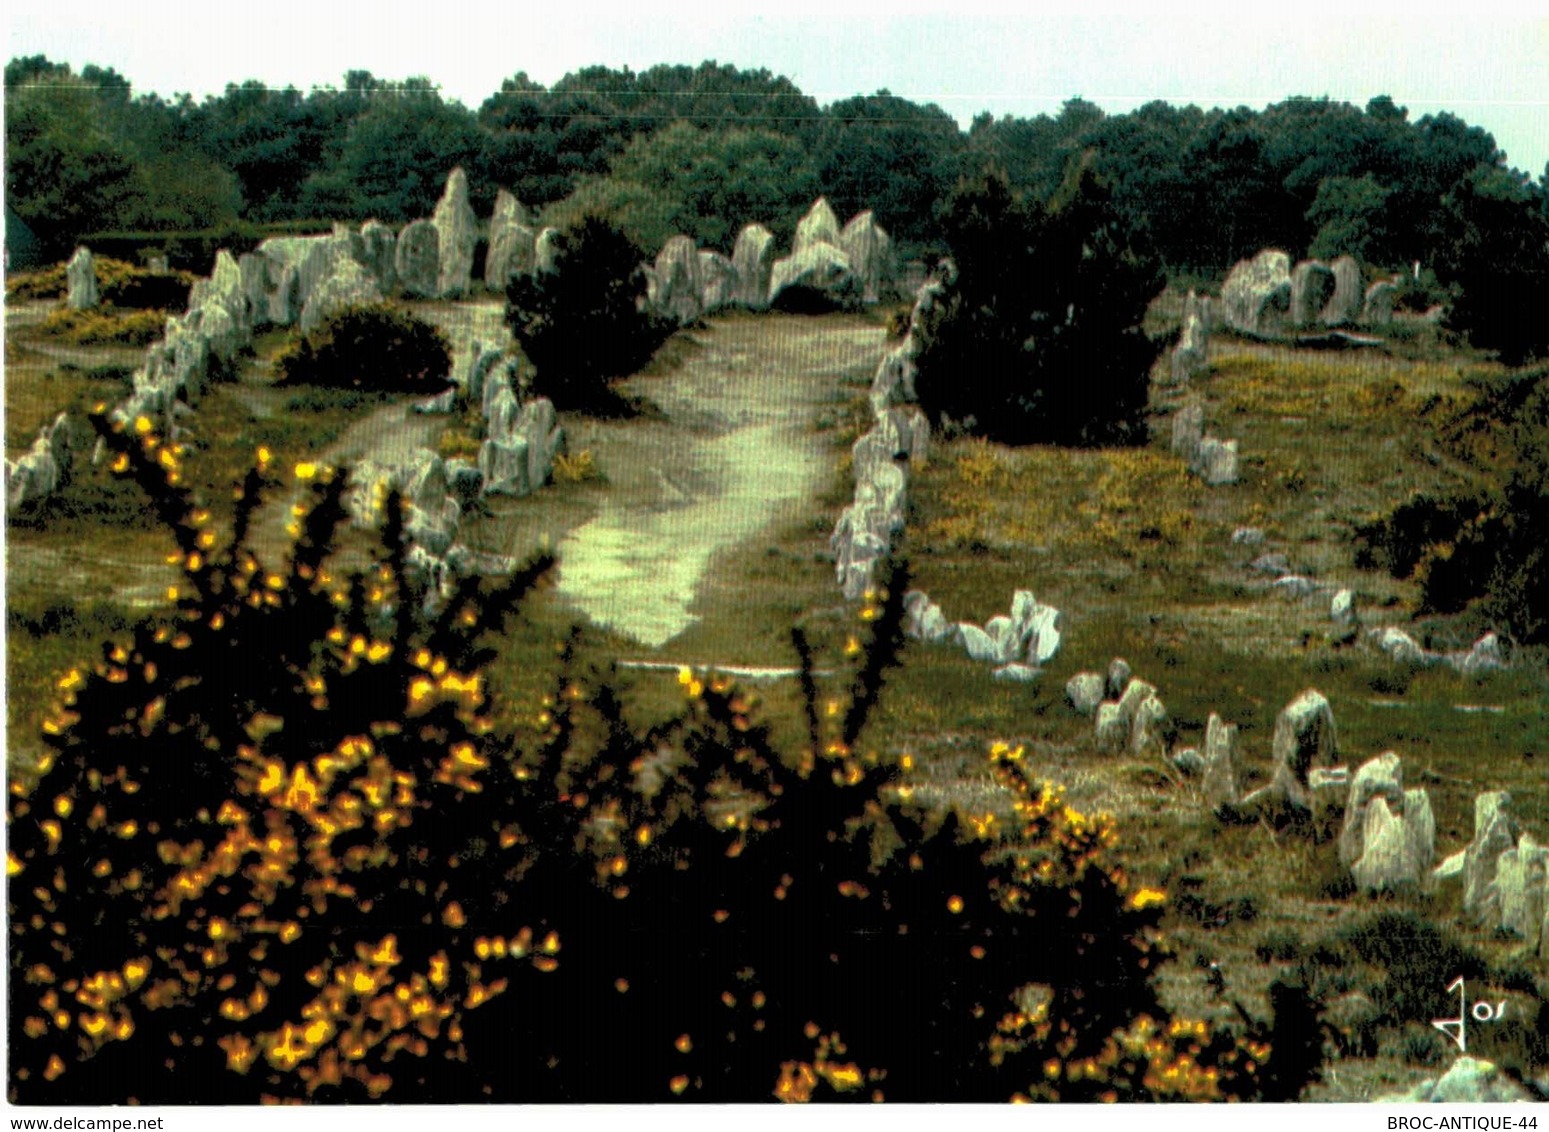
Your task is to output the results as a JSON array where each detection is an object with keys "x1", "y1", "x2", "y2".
[
  {"x1": 7, "y1": 415, "x2": 1309, "y2": 1103},
  {"x1": 274, "y1": 303, "x2": 452, "y2": 394}
]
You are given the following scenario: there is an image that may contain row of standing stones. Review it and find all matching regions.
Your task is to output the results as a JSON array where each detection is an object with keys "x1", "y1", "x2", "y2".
[
  {"x1": 1160, "y1": 259, "x2": 1511, "y2": 679},
  {"x1": 1159, "y1": 248, "x2": 1414, "y2": 491},
  {"x1": 826, "y1": 260, "x2": 1069, "y2": 678},
  {"x1": 1063, "y1": 658, "x2": 1547, "y2": 961},
  {"x1": 18, "y1": 171, "x2": 912, "y2": 609}
]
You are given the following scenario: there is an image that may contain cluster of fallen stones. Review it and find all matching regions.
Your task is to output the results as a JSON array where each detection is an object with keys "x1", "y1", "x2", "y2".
[
  {"x1": 1219, "y1": 249, "x2": 1405, "y2": 340},
  {"x1": 1235, "y1": 531, "x2": 1508, "y2": 674},
  {"x1": 640, "y1": 197, "x2": 900, "y2": 326},
  {"x1": 1066, "y1": 655, "x2": 1545, "y2": 954}
]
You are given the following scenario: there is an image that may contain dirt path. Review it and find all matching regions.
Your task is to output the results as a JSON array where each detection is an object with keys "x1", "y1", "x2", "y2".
[{"x1": 548, "y1": 315, "x2": 883, "y2": 647}]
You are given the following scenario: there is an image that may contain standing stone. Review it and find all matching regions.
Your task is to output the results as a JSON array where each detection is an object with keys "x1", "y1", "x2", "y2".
[
  {"x1": 1169, "y1": 290, "x2": 1211, "y2": 385},
  {"x1": 1065, "y1": 673, "x2": 1106, "y2": 716},
  {"x1": 478, "y1": 436, "x2": 532, "y2": 497},
  {"x1": 698, "y1": 250, "x2": 739, "y2": 314},
  {"x1": 1202, "y1": 714, "x2": 1239, "y2": 809},
  {"x1": 1105, "y1": 658, "x2": 1132, "y2": 700},
  {"x1": 485, "y1": 190, "x2": 536, "y2": 290},
  {"x1": 1290, "y1": 260, "x2": 1333, "y2": 329},
  {"x1": 359, "y1": 220, "x2": 398, "y2": 292},
  {"x1": 1459, "y1": 792, "x2": 1520, "y2": 921},
  {"x1": 432, "y1": 167, "x2": 478, "y2": 298},
  {"x1": 1489, "y1": 833, "x2": 1546, "y2": 949},
  {"x1": 955, "y1": 623, "x2": 998, "y2": 663},
  {"x1": 1350, "y1": 791, "x2": 1434, "y2": 892},
  {"x1": 1269, "y1": 689, "x2": 1337, "y2": 812},
  {"x1": 1130, "y1": 693, "x2": 1171, "y2": 758},
  {"x1": 793, "y1": 197, "x2": 842, "y2": 255},
  {"x1": 1340, "y1": 753, "x2": 1405, "y2": 868},
  {"x1": 66, "y1": 246, "x2": 99, "y2": 310},
  {"x1": 1170, "y1": 399, "x2": 1204, "y2": 464},
  {"x1": 1324, "y1": 256, "x2": 1364, "y2": 326},
  {"x1": 533, "y1": 227, "x2": 562, "y2": 275},
  {"x1": 396, "y1": 220, "x2": 441, "y2": 298},
  {"x1": 1094, "y1": 703, "x2": 1127, "y2": 755},
  {"x1": 1331, "y1": 588, "x2": 1355, "y2": 625},
  {"x1": 1221, "y1": 249, "x2": 1293, "y2": 337},
  {"x1": 1362, "y1": 279, "x2": 1400, "y2": 328},
  {"x1": 1195, "y1": 437, "x2": 1240, "y2": 486},
  {"x1": 839, "y1": 210, "x2": 896, "y2": 303},
  {"x1": 731, "y1": 223, "x2": 776, "y2": 308},
  {"x1": 1115, "y1": 678, "x2": 1158, "y2": 732}
]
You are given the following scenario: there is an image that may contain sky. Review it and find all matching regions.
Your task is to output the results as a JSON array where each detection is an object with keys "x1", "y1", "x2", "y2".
[{"x1": 6, "y1": 1, "x2": 1549, "y2": 179}]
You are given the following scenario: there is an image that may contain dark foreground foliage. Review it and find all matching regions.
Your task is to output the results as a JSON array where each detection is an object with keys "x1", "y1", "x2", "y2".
[
  {"x1": 913, "y1": 163, "x2": 1164, "y2": 447},
  {"x1": 273, "y1": 303, "x2": 453, "y2": 394},
  {"x1": 8, "y1": 415, "x2": 1311, "y2": 1104},
  {"x1": 504, "y1": 216, "x2": 674, "y2": 412}
]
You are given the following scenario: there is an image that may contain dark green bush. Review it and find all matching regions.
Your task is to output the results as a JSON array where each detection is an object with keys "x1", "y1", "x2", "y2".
[
  {"x1": 274, "y1": 303, "x2": 452, "y2": 394},
  {"x1": 1355, "y1": 367, "x2": 1549, "y2": 641},
  {"x1": 913, "y1": 162, "x2": 1164, "y2": 447},
  {"x1": 504, "y1": 215, "x2": 674, "y2": 411},
  {"x1": 7, "y1": 414, "x2": 1307, "y2": 1104}
]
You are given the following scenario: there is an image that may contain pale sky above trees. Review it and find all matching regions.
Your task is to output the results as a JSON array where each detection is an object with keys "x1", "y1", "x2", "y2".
[{"x1": 7, "y1": 2, "x2": 1548, "y2": 179}]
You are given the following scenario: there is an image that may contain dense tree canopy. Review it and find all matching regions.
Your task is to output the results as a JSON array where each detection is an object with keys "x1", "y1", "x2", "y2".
[{"x1": 7, "y1": 54, "x2": 1548, "y2": 357}]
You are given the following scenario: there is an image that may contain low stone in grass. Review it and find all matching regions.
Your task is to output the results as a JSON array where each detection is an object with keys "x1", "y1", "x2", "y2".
[
  {"x1": 1065, "y1": 673, "x2": 1105, "y2": 716},
  {"x1": 1094, "y1": 702, "x2": 1127, "y2": 755},
  {"x1": 1202, "y1": 714, "x2": 1239, "y2": 809}
]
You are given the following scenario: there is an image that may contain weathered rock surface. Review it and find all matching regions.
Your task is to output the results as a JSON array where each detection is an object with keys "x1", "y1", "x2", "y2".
[
  {"x1": 359, "y1": 220, "x2": 398, "y2": 292},
  {"x1": 1325, "y1": 256, "x2": 1364, "y2": 326},
  {"x1": 1221, "y1": 250, "x2": 1292, "y2": 337},
  {"x1": 1433, "y1": 791, "x2": 1520, "y2": 922},
  {"x1": 839, "y1": 210, "x2": 895, "y2": 303},
  {"x1": 1065, "y1": 672, "x2": 1106, "y2": 716},
  {"x1": 395, "y1": 220, "x2": 441, "y2": 298},
  {"x1": 1362, "y1": 278, "x2": 1400, "y2": 328},
  {"x1": 698, "y1": 250, "x2": 739, "y2": 314},
  {"x1": 1202, "y1": 714, "x2": 1239, "y2": 808},
  {"x1": 768, "y1": 242, "x2": 859, "y2": 309},
  {"x1": 793, "y1": 197, "x2": 842, "y2": 255},
  {"x1": 1290, "y1": 260, "x2": 1334, "y2": 329},
  {"x1": 1330, "y1": 588, "x2": 1355, "y2": 625},
  {"x1": 431, "y1": 167, "x2": 478, "y2": 297},
  {"x1": 485, "y1": 189, "x2": 536, "y2": 290},
  {"x1": 298, "y1": 256, "x2": 383, "y2": 334},
  {"x1": 1229, "y1": 689, "x2": 1337, "y2": 820},
  {"x1": 1168, "y1": 290, "x2": 1210, "y2": 385},
  {"x1": 533, "y1": 227, "x2": 561, "y2": 275},
  {"x1": 1106, "y1": 659, "x2": 1132, "y2": 700},
  {"x1": 649, "y1": 236, "x2": 704, "y2": 324},
  {"x1": 66, "y1": 246, "x2": 99, "y2": 310},
  {"x1": 1094, "y1": 702, "x2": 1127, "y2": 755},
  {"x1": 730, "y1": 223, "x2": 776, "y2": 308},
  {"x1": 1489, "y1": 832, "x2": 1547, "y2": 950},
  {"x1": 1384, "y1": 1057, "x2": 1537, "y2": 1103}
]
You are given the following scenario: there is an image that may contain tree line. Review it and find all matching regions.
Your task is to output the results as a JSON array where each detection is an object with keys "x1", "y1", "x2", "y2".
[{"x1": 8, "y1": 53, "x2": 1549, "y2": 283}]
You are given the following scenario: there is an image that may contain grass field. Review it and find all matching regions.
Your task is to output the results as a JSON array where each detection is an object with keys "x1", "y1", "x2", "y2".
[{"x1": 5, "y1": 290, "x2": 1545, "y2": 1098}]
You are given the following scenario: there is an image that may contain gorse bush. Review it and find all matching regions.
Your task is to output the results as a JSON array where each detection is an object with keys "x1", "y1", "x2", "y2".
[
  {"x1": 8, "y1": 414, "x2": 1309, "y2": 1103},
  {"x1": 274, "y1": 303, "x2": 452, "y2": 394},
  {"x1": 38, "y1": 307, "x2": 168, "y2": 347},
  {"x1": 504, "y1": 214, "x2": 674, "y2": 412},
  {"x1": 913, "y1": 161, "x2": 1164, "y2": 447},
  {"x1": 6, "y1": 256, "x2": 196, "y2": 310}
]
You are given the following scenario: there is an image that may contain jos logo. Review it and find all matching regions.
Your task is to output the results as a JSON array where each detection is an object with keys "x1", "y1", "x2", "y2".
[{"x1": 1431, "y1": 976, "x2": 1506, "y2": 1053}]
